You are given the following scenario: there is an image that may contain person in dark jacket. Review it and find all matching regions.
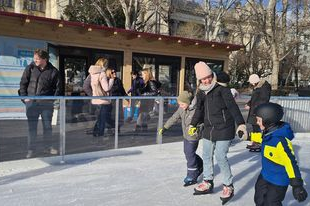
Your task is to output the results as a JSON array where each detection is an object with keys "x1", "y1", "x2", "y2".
[
  {"x1": 188, "y1": 62, "x2": 246, "y2": 205},
  {"x1": 110, "y1": 68, "x2": 127, "y2": 129},
  {"x1": 135, "y1": 68, "x2": 159, "y2": 132},
  {"x1": 249, "y1": 103, "x2": 307, "y2": 205},
  {"x1": 245, "y1": 74, "x2": 271, "y2": 150},
  {"x1": 110, "y1": 69, "x2": 127, "y2": 96},
  {"x1": 19, "y1": 49, "x2": 60, "y2": 158},
  {"x1": 126, "y1": 71, "x2": 144, "y2": 122}
]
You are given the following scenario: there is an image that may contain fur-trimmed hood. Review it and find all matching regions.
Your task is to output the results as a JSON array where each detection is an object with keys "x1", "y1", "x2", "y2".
[{"x1": 88, "y1": 65, "x2": 106, "y2": 74}]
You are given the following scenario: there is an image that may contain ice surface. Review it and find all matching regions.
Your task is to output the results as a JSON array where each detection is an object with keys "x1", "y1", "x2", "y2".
[{"x1": 0, "y1": 135, "x2": 310, "y2": 206}]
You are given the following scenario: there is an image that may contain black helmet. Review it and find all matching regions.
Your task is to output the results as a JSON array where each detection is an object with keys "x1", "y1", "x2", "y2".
[{"x1": 254, "y1": 102, "x2": 284, "y2": 128}]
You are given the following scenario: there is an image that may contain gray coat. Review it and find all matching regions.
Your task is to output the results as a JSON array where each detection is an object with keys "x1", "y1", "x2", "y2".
[{"x1": 164, "y1": 97, "x2": 203, "y2": 141}]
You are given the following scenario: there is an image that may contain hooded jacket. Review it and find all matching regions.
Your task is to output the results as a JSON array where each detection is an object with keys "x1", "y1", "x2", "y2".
[
  {"x1": 252, "y1": 122, "x2": 301, "y2": 186},
  {"x1": 83, "y1": 65, "x2": 114, "y2": 105}
]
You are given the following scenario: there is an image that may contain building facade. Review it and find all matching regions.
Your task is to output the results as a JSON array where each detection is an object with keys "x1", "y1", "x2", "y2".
[
  {"x1": 0, "y1": 11, "x2": 242, "y2": 117},
  {"x1": 0, "y1": 0, "x2": 69, "y2": 19}
]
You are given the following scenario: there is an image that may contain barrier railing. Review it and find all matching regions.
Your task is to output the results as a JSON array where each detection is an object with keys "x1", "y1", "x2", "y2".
[
  {"x1": 0, "y1": 95, "x2": 309, "y2": 162},
  {"x1": 0, "y1": 96, "x2": 179, "y2": 162}
]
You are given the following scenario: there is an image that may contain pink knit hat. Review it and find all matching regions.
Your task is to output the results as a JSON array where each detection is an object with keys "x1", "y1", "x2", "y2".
[{"x1": 194, "y1": 61, "x2": 213, "y2": 80}]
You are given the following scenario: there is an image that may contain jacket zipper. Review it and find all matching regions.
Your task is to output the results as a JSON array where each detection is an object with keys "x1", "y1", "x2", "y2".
[
  {"x1": 34, "y1": 70, "x2": 43, "y2": 96},
  {"x1": 222, "y1": 110, "x2": 226, "y2": 122},
  {"x1": 206, "y1": 95, "x2": 213, "y2": 141}
]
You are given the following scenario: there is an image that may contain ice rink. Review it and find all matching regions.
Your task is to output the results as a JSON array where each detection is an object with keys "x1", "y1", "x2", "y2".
[{"x1": 0, "y1": 135, "x2": 310, "y2": 206}]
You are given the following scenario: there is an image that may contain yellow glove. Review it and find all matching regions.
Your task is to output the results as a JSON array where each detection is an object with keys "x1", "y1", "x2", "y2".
[
  {"x1": 158, "y1": 127, "x2": 167, "y2": 135},
  {"x1": 188, "y1": 125, "x2": 197, "y2": 136}
]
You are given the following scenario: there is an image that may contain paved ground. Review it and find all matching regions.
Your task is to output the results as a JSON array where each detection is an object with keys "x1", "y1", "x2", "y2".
[{"x1": 0, "y1": 135, "x2": 309, "y2": 206}]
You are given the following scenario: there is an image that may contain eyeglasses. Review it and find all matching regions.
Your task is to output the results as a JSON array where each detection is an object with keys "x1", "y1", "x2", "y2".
[{"x1": 111, "y1": 71, "x2": 116, "y2": 74}]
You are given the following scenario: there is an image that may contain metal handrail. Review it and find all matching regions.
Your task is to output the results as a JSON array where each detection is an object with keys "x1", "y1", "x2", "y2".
[
  {"x1": 1, "y1": 95, "x2": 309, "y2": 163},
  {"x1": 0, "y1": 96, "x2": 178, "y2": 100}
]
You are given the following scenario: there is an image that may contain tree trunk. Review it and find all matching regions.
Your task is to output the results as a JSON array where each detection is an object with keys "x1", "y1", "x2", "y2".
[
  {"x1": 270, "y1": 44, "x2": 279, "y2": 90},
  {"x1": 204, "y1": 0, "x2": 211, "y2": 40},
  {"x1": 266, "y1": 0, "x2": 279, "y2": 90}
]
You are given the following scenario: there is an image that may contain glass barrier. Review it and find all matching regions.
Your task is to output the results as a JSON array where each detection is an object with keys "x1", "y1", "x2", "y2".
[
  {"x1": 64, "y1": 98, "x2": 115, "y2": 155},
  {"x1": 0, "y1": 96, "x2": 183, "y2": 162},
  {"x1": 0, "y1": 98, "x2": 60, "y2": 161},
  {"x1": 119, "y1": 98, "x2": 162, "y2": 148},
  {"x1": 1, "y1": 95, "x2": 310, "y2": 162},
  {"x1": 161, "y1": 98, "x2": 183, "y2": 144}
]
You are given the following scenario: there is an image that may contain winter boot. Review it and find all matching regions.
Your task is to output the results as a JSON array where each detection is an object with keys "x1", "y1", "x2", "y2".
[
  {"x1": 183, "y1": 176, "x2": 197, "y2": 187},
  {"x1": 248, "y1": 143, "x2": 261, "y2": 152},
  {"x1": 220, "y1": 184, "x2": 234, "y2": 205},
  {"x1": 193, "y1": 180, "x2": 214, "y2": 195}
]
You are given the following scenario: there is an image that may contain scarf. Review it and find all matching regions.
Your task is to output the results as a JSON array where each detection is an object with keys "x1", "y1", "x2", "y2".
[{"x1": 199, "y1": 82, "x2": 216, "y2": 94}]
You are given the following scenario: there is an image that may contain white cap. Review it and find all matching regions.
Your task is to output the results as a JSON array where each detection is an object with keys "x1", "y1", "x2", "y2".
[{"x1": 248, "y1": 74, "x2": 260, "y2": 84}]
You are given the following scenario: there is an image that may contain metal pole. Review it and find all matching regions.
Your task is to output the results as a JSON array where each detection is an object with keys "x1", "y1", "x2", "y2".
[
  {"x1": 114, "y1": 98, "x2": 119, "y2": 149},
  {"x1": 156, "y1": 97, "x2": 164, "y2": 144},
  {"x1": 295, "y1": 0, "x2": 300, "y2": 91},
  {"x1": 59, "y1": 98, "x2": 66, "y2": 164}
]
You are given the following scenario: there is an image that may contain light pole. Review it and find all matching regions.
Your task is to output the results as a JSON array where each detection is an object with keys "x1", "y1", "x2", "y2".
[
  {"x1": 218, "y1": 29, "x2": 229, "y2": 42},
  {"x1": 295, "y1": 0, "x2": 300, "y2": 91}
]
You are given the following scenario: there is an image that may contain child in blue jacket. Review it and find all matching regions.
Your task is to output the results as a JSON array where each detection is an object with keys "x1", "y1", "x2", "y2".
[{"x1": 250, "y1": 102, "x2": 307, "y2": 205}]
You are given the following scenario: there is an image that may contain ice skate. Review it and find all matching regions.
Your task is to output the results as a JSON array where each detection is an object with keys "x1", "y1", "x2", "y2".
[
  {"x1": 183, "y1": 176, "x2": 197, "y2": 187},
  {"x1": 248, "y1": 143, "x2": 261, "y2": 152},
  {"x1": 220, "y1": 184, "x2": 234, "y2": 205},
  {"x1": 193, "y1": 180, "x2": 214, "y2": 195}
]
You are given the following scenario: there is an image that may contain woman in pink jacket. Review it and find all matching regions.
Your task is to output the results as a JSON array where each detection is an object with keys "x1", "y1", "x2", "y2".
[{"x1": 83, "y1": 58, "x2": 114, "y2": 142}]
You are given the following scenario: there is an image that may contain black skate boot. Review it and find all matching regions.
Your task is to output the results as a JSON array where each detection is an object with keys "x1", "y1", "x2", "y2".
[
  {"x1": 220, "y1": 184, "x2": 234, "y2": 205},
  {"x1": 248, "y1": 143, "x2": 261, "y2": 152},
  {"x1": 193, "y1": 180, "x2": 214, "y2": 195}
]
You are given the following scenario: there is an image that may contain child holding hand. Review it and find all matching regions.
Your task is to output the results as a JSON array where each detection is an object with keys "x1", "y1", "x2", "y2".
[{"x1": 159, "y1": 91, "x2": 203, "y2": 186}]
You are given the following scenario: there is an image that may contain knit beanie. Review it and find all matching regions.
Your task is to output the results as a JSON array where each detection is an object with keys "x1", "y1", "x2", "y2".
[
  {"x1": 177, "y1": 91, "x2": 193, "y2": 105},
  {"x1": 194, "y1": 61, "x2": 213, "y2": 80},
  {"x1": 248, "y1": 74, "x2": 260, "y2": 84}
]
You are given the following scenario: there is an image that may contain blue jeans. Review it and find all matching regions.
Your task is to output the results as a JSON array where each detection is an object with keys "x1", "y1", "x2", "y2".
[
  {"x1": 26, "y1": 101, "x2": 54, "y2": 151},
  {"x1": 202, "y1": 138, "x2": 233, "y2": 185},
  {"x1": 93, "y1": 104, "x2": 114, "y2": 137}
]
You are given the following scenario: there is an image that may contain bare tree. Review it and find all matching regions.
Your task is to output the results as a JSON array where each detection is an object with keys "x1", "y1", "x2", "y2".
[
  {"x1": 137, "y1": 0, "x2": 170, "y2": 33},
  {"x1": 202, "y1": 0, "x2": 239, "y2": 41}
]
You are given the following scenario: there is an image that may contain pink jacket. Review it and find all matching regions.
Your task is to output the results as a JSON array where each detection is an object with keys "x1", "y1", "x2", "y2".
[{"x1": 84, "y1": 65, "x2": 114, "y2": 105}]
